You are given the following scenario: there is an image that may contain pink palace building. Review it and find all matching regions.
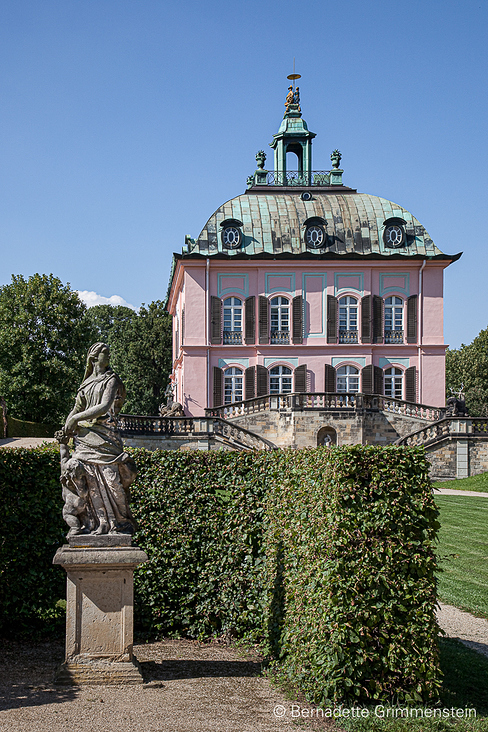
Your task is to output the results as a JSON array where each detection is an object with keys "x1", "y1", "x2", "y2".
[{"x1": 166, "y1": 91, "x2": 461, "y2": 422}]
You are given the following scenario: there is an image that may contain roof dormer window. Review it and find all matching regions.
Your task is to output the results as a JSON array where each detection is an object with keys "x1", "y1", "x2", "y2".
[
  {"x1": 220, "y1": 218, "x2": 243, "y2": 249},
  {"x1": 383, "y1": 217, "x2": 407, "y2": 248},
  {"x1": 303, "y1": 216, "x2": 327, "y2": 249}
]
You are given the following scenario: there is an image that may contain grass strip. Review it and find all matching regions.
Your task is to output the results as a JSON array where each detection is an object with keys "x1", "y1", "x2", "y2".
[
  {"x1": 433, "y1": 472, "x2": 488, "y2": 493},
  {"x1": 436, "y1": 495, "x2": 488, "y2": 618}
]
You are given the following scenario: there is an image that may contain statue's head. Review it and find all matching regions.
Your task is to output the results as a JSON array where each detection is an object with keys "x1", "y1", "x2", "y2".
[{"x1": 83, "y1": 342, "x2": 110, "y2": 381}]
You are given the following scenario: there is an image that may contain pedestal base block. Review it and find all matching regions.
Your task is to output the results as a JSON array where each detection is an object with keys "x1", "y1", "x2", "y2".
[
  {"x1": 53, "y1": 542, "x2": 148, "y2": 686},
  {"x1": 55, "y1": 658, "x2": 144, "y2": 685}
]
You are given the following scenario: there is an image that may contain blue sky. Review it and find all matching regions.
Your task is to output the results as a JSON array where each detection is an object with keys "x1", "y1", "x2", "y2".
[{"x1": 0, "y1": 0, "x2": 486, "y2": 348}]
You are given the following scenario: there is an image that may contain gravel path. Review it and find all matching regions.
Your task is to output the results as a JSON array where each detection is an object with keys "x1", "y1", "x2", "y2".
[
  {"x1": 0, "y1": 638, "x2": 327, "y2": 732},
  {"x1": 1, "y1": 603, "x2": 488, "y2": 731},
  {"x1": 437, "y1": 603, "x2": 488, "y2": 658},
  {"x1": 435, "y1": 488, "x2": 488, "y2": 497},
  {"x1": 0, "y1": 437, "x2": 56, "y2": 449}
]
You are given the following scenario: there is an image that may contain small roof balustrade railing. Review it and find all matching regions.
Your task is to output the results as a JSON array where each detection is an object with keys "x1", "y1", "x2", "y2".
[{"x1": 264, "y1": 171, "x2": 333, "y2": 186}]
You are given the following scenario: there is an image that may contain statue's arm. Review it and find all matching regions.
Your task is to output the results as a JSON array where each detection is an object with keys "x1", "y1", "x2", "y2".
[{"x1": 65, "y1": 377, "x2": 119, "y2": 433}]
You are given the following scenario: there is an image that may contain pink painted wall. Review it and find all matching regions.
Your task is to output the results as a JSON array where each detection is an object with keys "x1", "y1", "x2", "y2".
[{"x1": 169, "y1": 259, "x2": 450, "y2": 414}]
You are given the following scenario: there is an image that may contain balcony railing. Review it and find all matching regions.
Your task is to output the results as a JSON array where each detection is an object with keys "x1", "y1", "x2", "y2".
[
  {"x1": 270, "y1": 330, "x2": 290, "y2": 345},
  {"x1": 384, "y1": 330, "x2": 404, "y2": 344},
  {"x1": 223, "y1": 330, "x2": 242, "y2": 345},
  {"x1": 338, "y1": 329, "x2": 358, "y2": 344},
  {"x1": 265, "y1": 171, "x2": 332, "y2": 186}
]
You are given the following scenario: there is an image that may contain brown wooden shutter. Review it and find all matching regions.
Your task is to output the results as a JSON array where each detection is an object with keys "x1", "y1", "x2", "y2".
[
  {"x1": 407, "y1": 295, "x2": 418, "y2": 343},
  {"x1": 327, "y1": 295, "x2": 338, "y2": 344},
  {"x1": 245, "y1": 366, "x2": 255, "y2": 400},
  {"x1": 294, "y1": 364, "x2": 307, "y2": 392},
  {"x1": 372, "y1": 295, "x2": 383, "y2": 344},
  {"x1": 245, "y1": 296, "x2": 255, "y2": 344},
  {"x1": 213, "y1": 366, "x2": 223, "y2": 407},
  {"x1": 181, "y1": 308, "x2": 185, "y2": 346},
  {"x1": 292, "y1": 295, "x2": 303, "y2": 344},
  {"x1": 374, "y1": 365, "x2": 383, "y2": 395},
  {"x1": 324, "y1": 364, "x2": 336, "y2": 392},
  {"x1": 256, "y1": 365, "x2": 268, "y2": 397},
  {"x1": 362, "y1": 364, "x2": 373, "y2": 394},
  {"x1": 361, "y1": 295, "x2": 372, "y2": 343},
  {"x1": 210, "y1": 296, "x2": 222, "y2": 344},
  {"x1": 258, "y1": 296, "x2": 269, "y2": 344},
  {"x1": 405, "y1": 366, "x2": 417, "y2": 402}
]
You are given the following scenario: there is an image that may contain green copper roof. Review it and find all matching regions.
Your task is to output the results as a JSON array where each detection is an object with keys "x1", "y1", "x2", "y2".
[{"x1": 184, "y1": 191, "x2": 457, "y2": 260}]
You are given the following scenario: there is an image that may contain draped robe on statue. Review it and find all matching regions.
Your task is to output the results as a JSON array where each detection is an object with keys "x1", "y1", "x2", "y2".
[{"x1": 61, "y1": 368, "x2": 136, "y2": 536}]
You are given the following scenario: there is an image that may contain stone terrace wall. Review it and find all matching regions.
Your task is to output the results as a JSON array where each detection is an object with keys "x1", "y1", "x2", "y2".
[
  {"x1": 229, "y1": 409, "x2": 432, "y2": 448},
  {"x1": 123, "y1": 435, "x2": 234, "y2": 451},
  {"x1": 425, "y1": 440, "x2": 457, "y2": 480}
]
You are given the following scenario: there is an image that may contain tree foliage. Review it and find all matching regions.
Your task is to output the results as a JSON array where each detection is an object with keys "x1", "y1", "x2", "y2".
[
  {"x1": 446, "y1": 327, "x2": 488, "y2": 416},
  {"x1": 84, "y1": 301, "x2": 172, "y2": 415},
  {"x1": 0, "y1": 274, "x2": 92, "y2": 423}
]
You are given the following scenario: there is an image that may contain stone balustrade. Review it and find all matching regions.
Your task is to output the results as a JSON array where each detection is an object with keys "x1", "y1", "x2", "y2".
[
  {"x1": 397, "y1": 417, "x2": 488, "y2": 447},
  {"x1": 118, "y1": 414, "x2": 275, "y2": 451},
  {"x1": 206, "y1": 392, "x2": 444, "y2": 422}
]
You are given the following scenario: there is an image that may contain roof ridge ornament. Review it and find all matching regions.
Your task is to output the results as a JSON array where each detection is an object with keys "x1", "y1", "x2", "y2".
[{"x1": 285, "y1": 62, "x2": 302, "y2": 118}]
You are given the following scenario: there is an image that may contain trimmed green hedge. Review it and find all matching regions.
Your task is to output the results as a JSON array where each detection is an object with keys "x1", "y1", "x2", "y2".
[
  {"x1": 0, "y1": 444, "x2": 65, "y2": 633},
  {"x1": 263, "y1": 446, "x2": 440, "y2": 704},
  {"x1": 130, "y1": 449, "x2": 267, "y2": 639},
  {"x1": 7, "y1": 415, "x2": 60, "y2": 438},
  {"x1": 0, "y1": 445, "x2": 440, "y2": 703}
]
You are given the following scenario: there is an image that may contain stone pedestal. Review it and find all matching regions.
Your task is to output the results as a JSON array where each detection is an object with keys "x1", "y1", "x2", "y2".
[{"x1": 53, "y1": 537, "x2": 148, "y2": 685}]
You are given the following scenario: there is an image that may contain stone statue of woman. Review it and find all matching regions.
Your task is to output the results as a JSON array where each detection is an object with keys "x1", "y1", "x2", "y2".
[{"x1": 56, "y1": 342, "x2": 137, "y2": 537}]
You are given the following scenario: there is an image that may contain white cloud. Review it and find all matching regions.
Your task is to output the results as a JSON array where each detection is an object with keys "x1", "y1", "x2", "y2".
[{"x1": 77, "y1": 290, "x2": 137, "y2": 310}]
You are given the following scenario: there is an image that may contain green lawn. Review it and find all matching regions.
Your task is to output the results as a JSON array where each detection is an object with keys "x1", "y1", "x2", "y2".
[
  {"x1": 436, "y1": 495, "x2": 488, "y2": 617},
  {"x1": 433, "y1": 472, "x2": 488, "y2": 493}
]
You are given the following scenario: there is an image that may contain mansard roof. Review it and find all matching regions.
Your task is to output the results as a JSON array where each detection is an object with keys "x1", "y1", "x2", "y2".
[{"x1": 182, "y1": 190, "x2": 460, "y2": 262}]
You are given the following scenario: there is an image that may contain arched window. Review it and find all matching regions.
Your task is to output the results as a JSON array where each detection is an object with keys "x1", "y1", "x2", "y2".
[
  {"x1": 338, "y1": 296, "x2": 358, "y2": 343},
  {"x1": 270, "y1": 296, "x2": 290, "y2": 344},
  {"x1": 224, "y1": 367, "x2": 243, "y2": 404},
  {"x1": 336, "y1": 365, "x2": 359, "y2": 393},
  {"x1": 384, "y1": 367, "x2": 403, "y2": 399},
  {"x1": 384, "y1": 296, "x2": 404, "y2": 343},
  {"x1": 223, "y1": 297, "x2": 242, "y2": 344},
  {"x1": 269, "y1": 365, "x2": 292, "y2": 394}
]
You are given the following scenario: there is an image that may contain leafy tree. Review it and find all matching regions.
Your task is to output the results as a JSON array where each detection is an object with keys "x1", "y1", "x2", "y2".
[
  {"x1": 0, "y1": 274, "x2": 93, "y2": 423},
  {"x1": 84, "y1": 300, "x2": 172, "y2": 415},
  {"x1": 445, "y1": 327, "x2": 488, "y2": 416}
]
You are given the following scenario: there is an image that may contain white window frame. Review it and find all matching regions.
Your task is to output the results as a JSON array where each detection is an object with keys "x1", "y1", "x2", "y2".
[
  {"x1": 384, "y1": 367, "x2": 404, "y2": 399},
  {"x1": 384, "y1": 296, "x2": 404, "y2": 340},
  {"x1": 336, "y1": 365, "x2": 360, "y2": 393},
  {"x1": 269, "y1": 365, "x2": 293, "y2": 394},
  {"x1": 270, "y1": 296, "x2": 290, "y2": 334},
  {"x1": 338, "y1": 295, "x2": 358, "y2": 343},
  {"x1": 224, "y1": 366, "x2": 243, "y2": 404},
  {"x1": 223, "y1": 297, "x2": 242, "y2": 333}
]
